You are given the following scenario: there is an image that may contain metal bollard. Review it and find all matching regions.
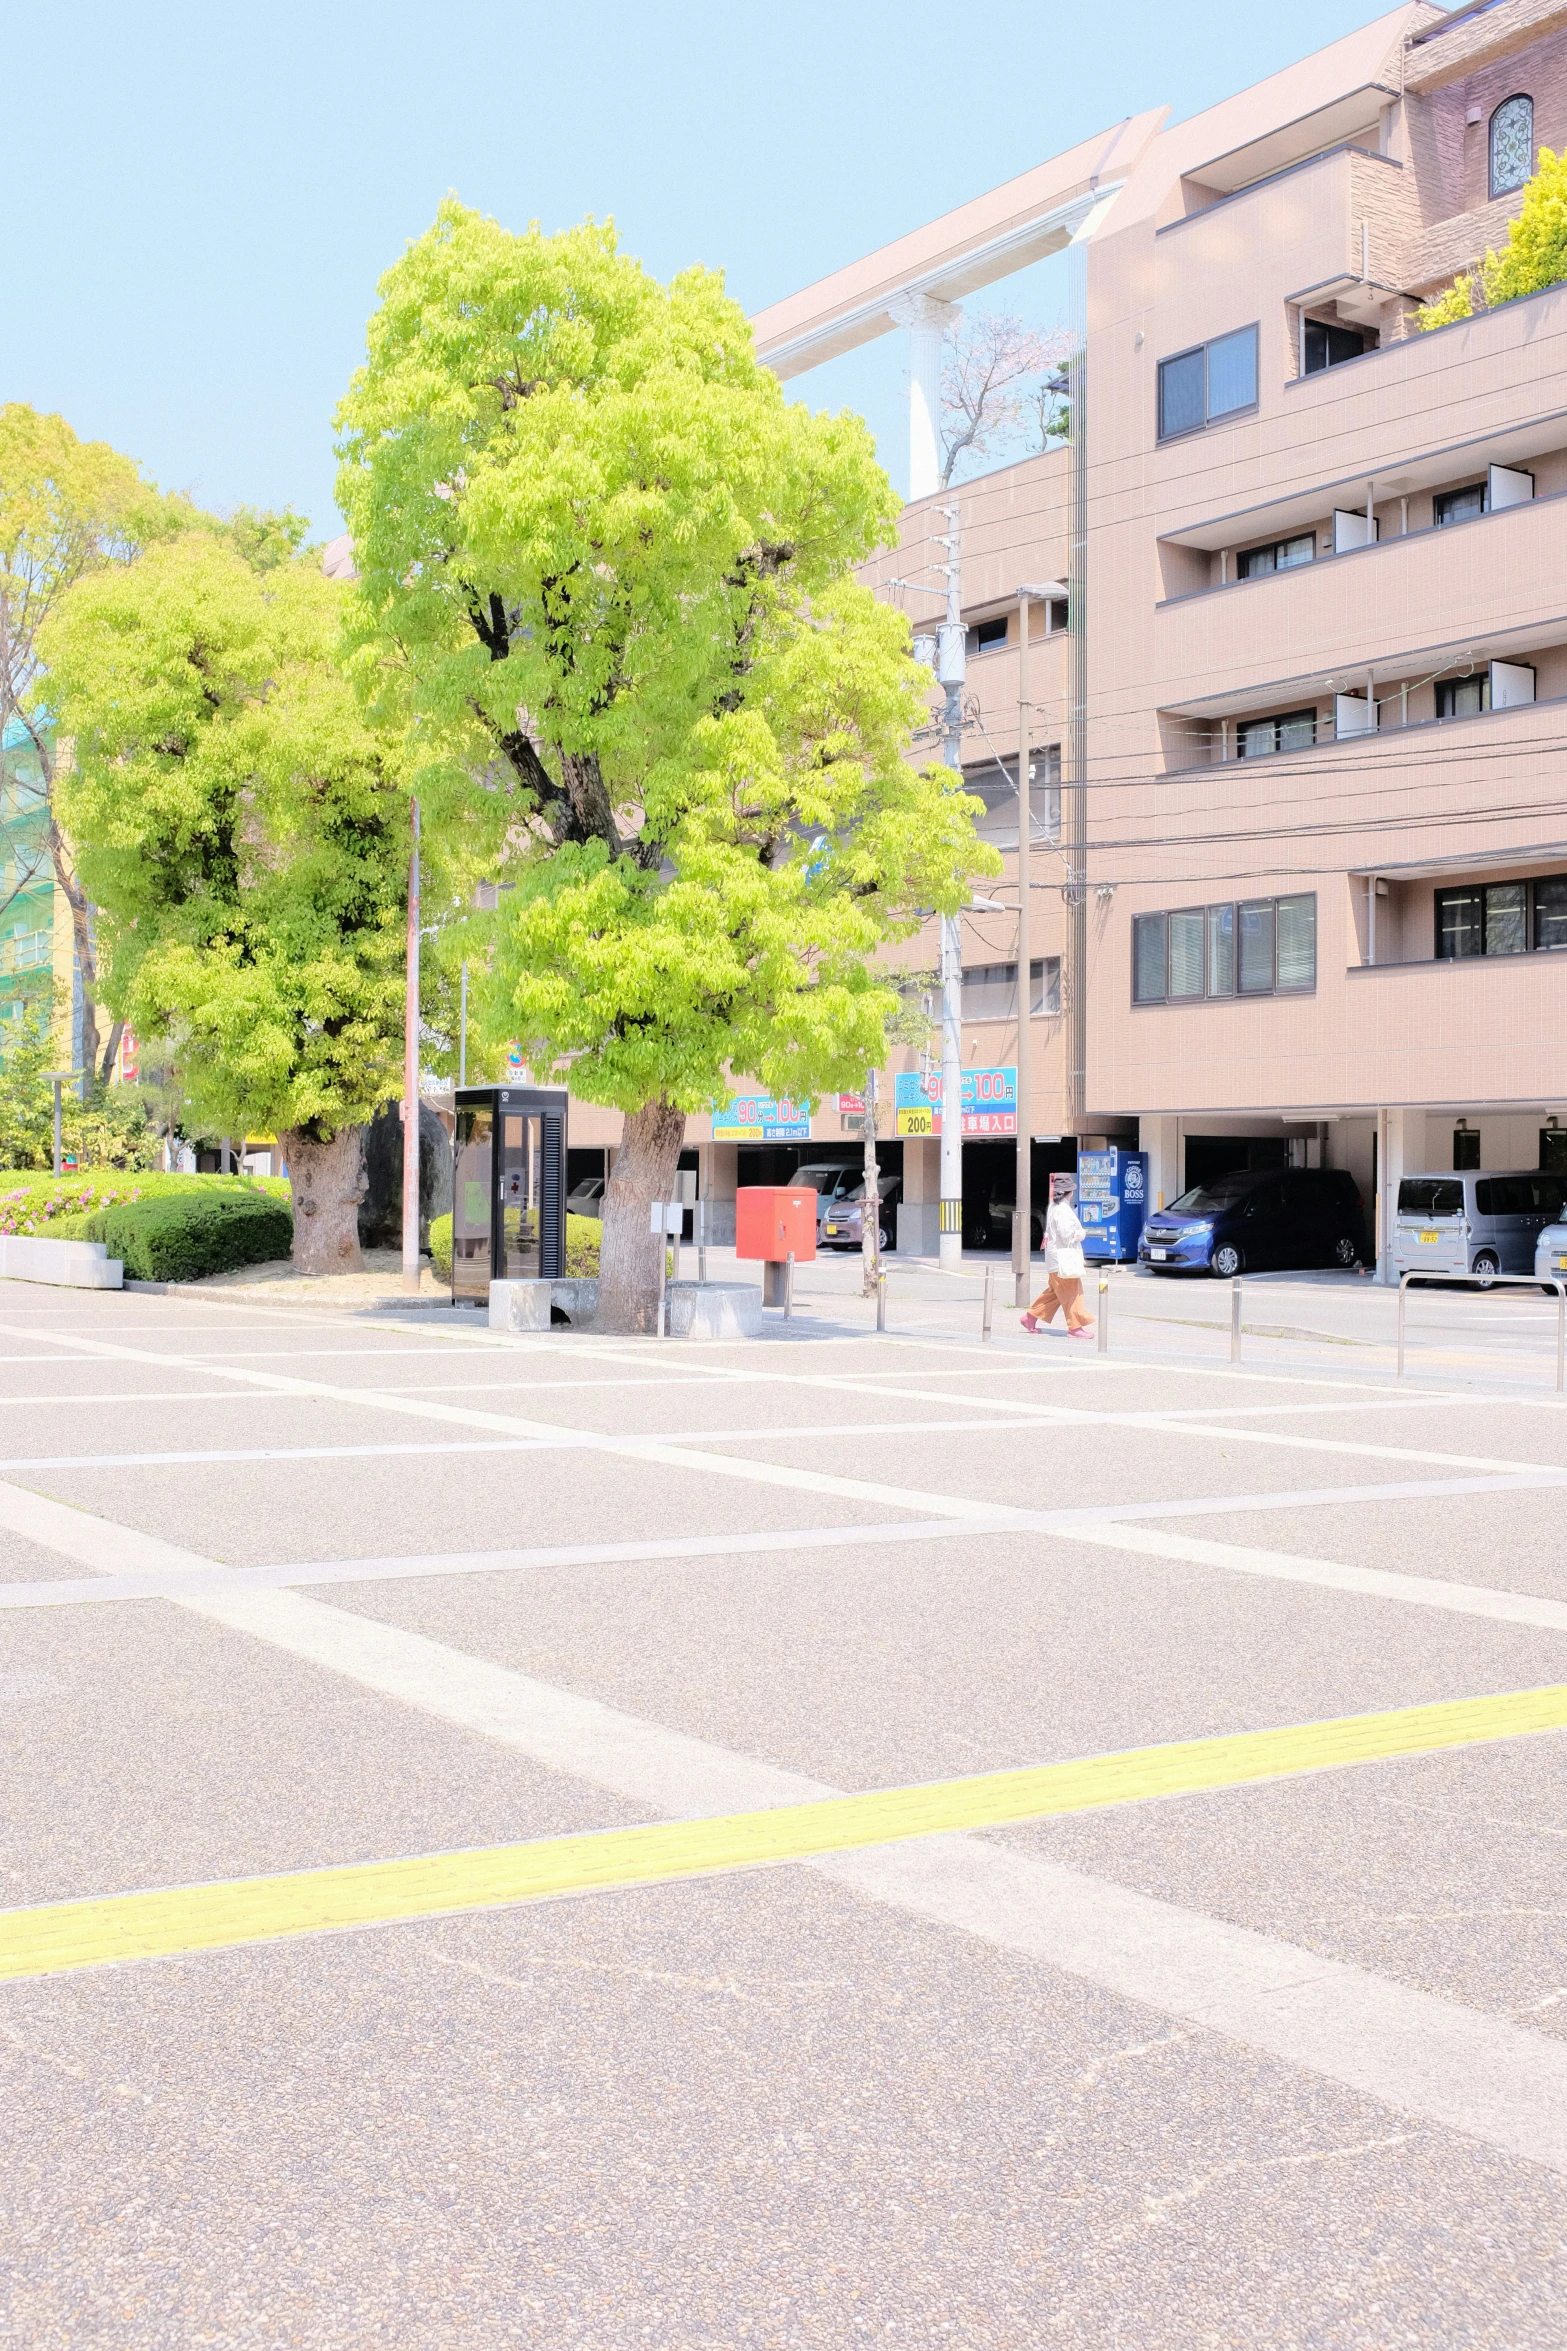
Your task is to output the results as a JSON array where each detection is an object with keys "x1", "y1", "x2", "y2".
[
  {"x1": 876, "y1": 1272, "x2": 887, "y2": 1333},
  {"x1": 784, "y1": 1250, "x2": 794, "y2": 1321},
  {"x1": 982, "y1": 1263, "x2": 993, "y2": 1341},
  {"x1": 1230, "y1": 1279, "x2": 1242, "y2": 1363},
  {"x1": 1097, "y1": 1272, "x2": 1109, "y2": 1354}
]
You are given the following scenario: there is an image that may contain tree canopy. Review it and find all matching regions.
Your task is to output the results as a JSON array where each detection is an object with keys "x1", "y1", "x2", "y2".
[
  {"x1": 1419, "y1": 146, "x2": 1567, "y2": 328},
  {"x1": 335, "y1": 203, "x2": 991, "y2": 1325},
  {"x1": 40, "y1": 531, "x2": 410, "y2": 1268}
]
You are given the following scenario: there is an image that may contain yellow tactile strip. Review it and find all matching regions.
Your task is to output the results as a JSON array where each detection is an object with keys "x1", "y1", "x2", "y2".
[{"x1": 6, "y1": 1682, "x2": 1566, "y2": 1983}]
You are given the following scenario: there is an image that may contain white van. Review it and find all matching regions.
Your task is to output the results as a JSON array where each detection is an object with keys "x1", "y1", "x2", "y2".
[{"x1": 1393, "y1": 1171, "x2": 1567, "y2": 1281}]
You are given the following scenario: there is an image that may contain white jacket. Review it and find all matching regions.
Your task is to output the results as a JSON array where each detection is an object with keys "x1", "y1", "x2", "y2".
[{"x1": 1044, "y1": 1198, "x2": 1086, "y2": 1275}]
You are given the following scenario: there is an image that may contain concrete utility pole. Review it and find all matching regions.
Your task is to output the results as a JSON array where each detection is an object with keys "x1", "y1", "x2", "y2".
[
  {"x1": 402, "y1": 798, "x2": 421, "y2": 1295},
  {"x1": 936, "y1": 505, "x2": 965, "y2": 1271},
  {"x1": 1013, "y1": 584, "x2": 1054, "y2": 1305},
  {"x1": 1066, "y1": 224, "x2": 1091, "y2": 1138}
]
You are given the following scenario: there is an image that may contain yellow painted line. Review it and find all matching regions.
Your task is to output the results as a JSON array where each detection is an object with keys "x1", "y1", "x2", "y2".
[{"x1": 5, "y1": 1681, "x2": 1567, "y2": 1984}]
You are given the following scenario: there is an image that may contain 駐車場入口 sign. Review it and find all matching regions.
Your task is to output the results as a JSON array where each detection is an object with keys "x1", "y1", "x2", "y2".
[{"x1": 893, "y1": 1069, "x2": 1016, "y2": 1138}]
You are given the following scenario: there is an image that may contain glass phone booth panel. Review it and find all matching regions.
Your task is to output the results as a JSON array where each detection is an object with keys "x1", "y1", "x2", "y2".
[
  {"x1": 452, "y1": 1103, "x2": 495, "y2": 1304},
  {"x1": 499, "y1": 1112, "x2": 542, "y2": 1282}
]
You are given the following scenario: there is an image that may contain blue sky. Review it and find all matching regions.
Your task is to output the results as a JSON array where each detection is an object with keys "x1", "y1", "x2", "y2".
[{"x1": 11, "y1": 1, "x2": 1408, "y2": 532}]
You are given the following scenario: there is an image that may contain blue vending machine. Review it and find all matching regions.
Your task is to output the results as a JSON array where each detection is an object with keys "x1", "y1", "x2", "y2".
[{"x1": 1076, "y1": 1148, "x2": 1149, "y2": 1263}]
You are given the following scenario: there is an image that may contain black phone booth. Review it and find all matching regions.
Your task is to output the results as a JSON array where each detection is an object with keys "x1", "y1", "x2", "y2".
[{"x1": 452, "y1": 1087, "x2": 569, "y2": 1304}]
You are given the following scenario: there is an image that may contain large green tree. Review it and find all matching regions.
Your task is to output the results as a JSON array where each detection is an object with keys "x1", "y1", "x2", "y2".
[
  {"x1": 336, "y1": 204, "x2": 989, "y2": 1330},
  {"x1": 41, "y1": 532, "x2": 410, "y2": 1270},
  {"x1": 0, "y1": 405, "x2": 188, "y2": 1083}
]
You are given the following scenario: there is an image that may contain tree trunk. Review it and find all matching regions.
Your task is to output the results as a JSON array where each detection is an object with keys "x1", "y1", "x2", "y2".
[
  {"x1": 281, "y1": 1125, "x2": 368, "y2": 1275},
  {"x1": 46, "y1": 805, "x2": 102, "y2": 1085},
  {"x1": 596, "y1": 1097, "x2": 685, "y2": 1334}
]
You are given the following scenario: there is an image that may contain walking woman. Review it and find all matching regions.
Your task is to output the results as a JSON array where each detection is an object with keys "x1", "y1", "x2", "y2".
[{"x1": 1021, "y1": 1173, "x2": 1095, "y2": 1339}]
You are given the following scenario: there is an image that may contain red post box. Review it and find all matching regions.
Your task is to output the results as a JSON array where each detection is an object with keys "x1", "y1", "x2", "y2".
[{"x1": 736, "y1": 1186, "x2": 816, "y2": 1306}]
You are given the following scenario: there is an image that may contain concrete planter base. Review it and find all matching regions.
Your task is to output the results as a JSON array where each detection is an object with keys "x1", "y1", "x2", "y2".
[
  {"x1": 488, "y1": 1276, "x2": 598, "y2": 1332},
  {"x1": 667, "y1": 1281, "x2": 763, "y2": 1339},
  {"x1": 487, "y1": 1276, "x2": 762, "y2": 1338},
  {"x1": 0, "y1": 1237, "x2": 123, "y2": 1290}
]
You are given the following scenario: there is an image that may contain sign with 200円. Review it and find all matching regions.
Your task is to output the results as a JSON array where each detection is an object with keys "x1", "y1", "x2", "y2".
[{"x1": 893, "y1": 1068, "x2": 1017, "y2": 1138}]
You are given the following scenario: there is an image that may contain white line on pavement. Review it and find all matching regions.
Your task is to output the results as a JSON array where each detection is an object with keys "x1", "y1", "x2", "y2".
[{"x1": 5, "y1": 1471, "x2": 1566, "y2": 2180}]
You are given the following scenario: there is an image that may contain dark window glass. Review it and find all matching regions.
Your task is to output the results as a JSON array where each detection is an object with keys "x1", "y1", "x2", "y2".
[
  {"x1": 1169, "y1": 909, "x2": 1205, "y2": 998},
  {"x1": 1275, "y1": 895, "x2": 1317, "y2": 990},
  {"x1": 1399, "y1": 1178, "x2": 1464, "y2": 1218},
  {"x1": 1474, "y1": 1178, "x2": 1500, "y2": 1215},
  {"x1": 1133, "y1": 912, "x2": 1168, "y2": 1002},
  {"x1": 1454, "y1": 1127, "x2": 1481, "y2": 1170},
  {"x1": 1536, "y1": 1175, "x2": 1566, "y2": 1216},
  {"x1": 965, "y1": 615, "x2": 1008, "y2": 655},
  {"x1": 1237, "y1": 533, "x2": 1313, "y2": 581},
  {"x1": 1490, "y1": 95, "x2": 1534, "y2": 200},
  {"x1": 1485, "y1": 882, "x2": 1527, "y2": 954},
  {"x1": 1032, "y1": 956, "x2": 1061, "y2": 1015},
  {"x1": 1434, "y1": 483, "x2": 1487, "y2": 527},
  {"x1": 1542, "y1": 1130, "x2": 1567, "y2": 1174},
  {"x1": 1436, "y1": 887, "x2": 1483, "y2": 957},
  {"x1": 1206, "y1": 327, "x2": 1258, "y2": 418},
  {"x1": 1535, "y1": 876, "x2": 1567, "y2": 950},
  {"x1": 1303, "y1": 319, "x2": 1365, "y2": 374},
  {"x1": 1158, "y1": 348, "x2": 1206, "y2": 440},
  {"x1": 1170, "y1": 1177, "x2": 1260, "y2": 1213},
  {"x1": 1436, "y1": 675, "x2": 1489, "y2": 719},
  {"x1": 1237, "y1": 709, "x2": 1316, "y2": 758},
  {"x1": 1238, "y1": 900, "x2": 1276, "y2": 993},
  {"x1": 1207, "y1": 902, "x2": 1235, "y2": 995}
]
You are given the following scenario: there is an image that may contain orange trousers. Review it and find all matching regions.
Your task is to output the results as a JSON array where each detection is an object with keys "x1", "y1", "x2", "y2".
[{"x1": 1030, "y1": 1273, "x2": 1093, "y2": 1331}]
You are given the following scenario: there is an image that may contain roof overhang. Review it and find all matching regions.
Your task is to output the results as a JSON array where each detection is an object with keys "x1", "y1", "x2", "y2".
[
  {"x1": 749, "y1": 110, "x2": 1166, "y2": 381},
  {"x1": 1182, "y1": 84, "x2": 1394, "y2": 195},
  {"x1": 1161, "y1": 613, "x2": 1567, "y2": 721}
]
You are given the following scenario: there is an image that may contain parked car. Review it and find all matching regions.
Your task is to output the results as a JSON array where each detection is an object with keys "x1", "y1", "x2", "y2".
[
  {"x1": 1394, "y1": 1170, "x2": 1567, "y2": 1283},
  {"x1": 1138, "y1": 1167, "x2": 1365, "y2": 1277},
  {"x1": 822, "y1": 1174, "x2": 902, "y2": 1251},
  {"x1": 984, "y1": 1194, "x2": 1045, "y2": 1253},
  {"x1": 1534, "y1": 1220, "x2": 1567, "y2": 1287},
  {"x1": 793, "y1": 1161, "x2": 863, "y2": 1241},
  {"x1": 565, "y1": 1174, "x2": 606, "y2": 1218}
]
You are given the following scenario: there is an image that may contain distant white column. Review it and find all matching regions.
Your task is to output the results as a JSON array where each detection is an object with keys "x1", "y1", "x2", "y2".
[{"x1": 890, "y1": 292, "x2": 959, "y2": 500}]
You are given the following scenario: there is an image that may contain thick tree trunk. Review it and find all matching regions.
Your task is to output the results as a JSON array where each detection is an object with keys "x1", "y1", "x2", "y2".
[
  {"x1": 596, "y1": 1098, "x2": 686, "y2": 1334},
  {"x1": 281, "y1": 1125, "x2": 368, "y2": 1275}
]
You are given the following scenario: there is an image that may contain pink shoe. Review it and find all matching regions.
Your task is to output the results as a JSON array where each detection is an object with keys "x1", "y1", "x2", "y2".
[
  {"x1": 1069, "y1": 1324, "x2": 1095, "y2": 1340},
  {"x1": 1020, "y1": 1313, "x2": 1041, "y2": 1334}
]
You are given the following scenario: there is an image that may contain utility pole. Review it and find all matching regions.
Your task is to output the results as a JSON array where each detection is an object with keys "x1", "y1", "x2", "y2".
[
  {"x1": 860, "y1": 1067, "x2": 880, "y2": 1297},
  {"x1": 1013, "y1": 585, "x2": 1053, "y2": 1306},
  {"x1": 1066, "y1": 235, "x2": 1090, "y2": 1140},
  {"x1": 401, "y1": 797, "x2": 421, "y2": 1295},
  {"x1": 936, "y1": 505, "x2": 965, "y2": 1272}
]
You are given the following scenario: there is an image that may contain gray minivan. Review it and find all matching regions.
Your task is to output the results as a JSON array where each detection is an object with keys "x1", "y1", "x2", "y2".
[{"x1": 1393, "y1": 1170, "x2": 1567, "y2": 1281}]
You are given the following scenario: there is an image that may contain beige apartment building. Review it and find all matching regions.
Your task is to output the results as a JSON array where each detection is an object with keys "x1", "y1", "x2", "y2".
[{"x1": 573, "y1": 0, "x2": 1567, "y2": 1267}]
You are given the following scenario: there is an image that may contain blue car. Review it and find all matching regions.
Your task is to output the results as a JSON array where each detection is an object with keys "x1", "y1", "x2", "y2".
[{"x1": 1138, "y1": 1167, "x2": 1365, "y2": 1278}]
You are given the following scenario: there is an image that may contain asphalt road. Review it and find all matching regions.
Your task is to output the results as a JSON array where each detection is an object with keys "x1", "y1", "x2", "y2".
[{"x1": 2, "y1": 1261, "x2": 1566, "y2": 2347}]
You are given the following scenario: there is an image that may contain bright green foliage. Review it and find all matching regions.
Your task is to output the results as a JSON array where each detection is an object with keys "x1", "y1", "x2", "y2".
[
  {"x1": 0, "y1": 1169, "x2": 288, "y2": 1235},
  {"x1": 335, "y1": 205, "x2": 991, "y2": 1115},
  {"x1": 0, "y1": 991, "x2": 160, "y2": 1171},
  {"x1": 1419, "y1": 146, "x2": 1567, "y2": 328},
  {"x1": 41, "y1": 534, "x2": 410, "y2": 1144},
  {"x1": 428, "y1": 1208, "x2": 601, "y2": 1284}
]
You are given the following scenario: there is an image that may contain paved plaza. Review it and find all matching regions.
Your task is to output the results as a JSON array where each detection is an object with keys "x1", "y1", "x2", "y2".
[{"x1": 3, "y1": 1260, "x2": 1567, "y2": 2345}]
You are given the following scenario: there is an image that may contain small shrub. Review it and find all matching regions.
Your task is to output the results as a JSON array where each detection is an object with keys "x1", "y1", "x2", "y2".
[
  {"x1": 426, "y1": 1211, "x2": 599, "y2": 1285},
  {"x1": 84, "y1": 1193, "x2": 294, "y2": 1283}
]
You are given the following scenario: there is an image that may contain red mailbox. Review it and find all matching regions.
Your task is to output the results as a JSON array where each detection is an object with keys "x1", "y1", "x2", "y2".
[{"x1": 736, "y1": 1186, "x2": 817, "y2": 1267}]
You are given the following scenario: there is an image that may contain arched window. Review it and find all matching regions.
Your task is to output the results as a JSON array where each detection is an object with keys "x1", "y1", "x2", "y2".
[{"x1": 1490, "y1": 95, "x2": 1534, "y2": 199}]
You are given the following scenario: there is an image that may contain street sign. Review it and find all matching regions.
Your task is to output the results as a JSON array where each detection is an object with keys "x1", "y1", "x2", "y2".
[{"x1": 894, "y1": 1067, "x2": 1017, "y2": 1138}]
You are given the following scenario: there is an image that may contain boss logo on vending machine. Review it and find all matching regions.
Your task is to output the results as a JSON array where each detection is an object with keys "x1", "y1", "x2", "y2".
[{"x1": 1125, "y1": 1161, "x2": 1145, "y2": 1203}]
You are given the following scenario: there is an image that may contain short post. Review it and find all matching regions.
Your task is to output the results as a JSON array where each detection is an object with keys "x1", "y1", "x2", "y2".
[
  {"x1": 876, "y1": 1271, "x2": 887, "y2": 1333},
  {"x1": 1397, "y1": 1274, "x2": 1407, "y2": 1379},
  {"x1": 697, "y1": 1195, "x2": 707, "y2": 1286},
  {"x1": 1556, "y1": 1280, "x2": 1564, "y2": 1395},
  {"x1": 1097, "y1": 1271, "x2": 1109, "y2": 1354},
  {"x1": 1230, "y1": 1279, "x2": 1242, "y2": 1364},
  {"x1": 651, "y1": 1199, "x2": 669, "y2": 1339},
  {"x1": 982, "y1": 1263, "x2": 993, "y2": 1341},
  {"x1": 784, "y1": 1249, "x2": 795, "y2": 1320},
  {"x1": 220, "y1": 1136, "x2": 231, "y2": 1175}
]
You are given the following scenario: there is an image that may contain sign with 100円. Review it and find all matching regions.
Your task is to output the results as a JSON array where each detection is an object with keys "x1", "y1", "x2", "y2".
[{"x1": 894, "y1": 1068, "x2": 1017, "y2": 1138}]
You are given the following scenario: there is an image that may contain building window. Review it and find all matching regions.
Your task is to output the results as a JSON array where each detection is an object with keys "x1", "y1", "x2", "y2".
[
  {"x1": 1490, "y1": 95, "x2": 1534, "y2": 200},
  {"x1": 961, "y1": 958, "x2": 1060, "y2": 1020},
  {"x1": 1434, "y1": 482, "x2": 1487, "y2": 527},
  {"x1": 1436, "y1": 873, "x2": 1567, "y2": 958},
  {"x1": 1303, "y1": 319, "x2": 1365, "y2": 375},
  {"x1": 1454, "y1": 1126, "x2": 1481, "y2": 1171},
  {"x1": 1157, "y1": 325, "x2": 1258, "y2": 440},
  {"x1": 1436, "y1": 674, "x2": 1489, "y2": 719},
  {"x1": 1133, "y1": 894, "x2": 1315, "y2": 1003},
  {"x1": 965, "y1": 615, "x2": 1008, "y2": 656},
  {"x1": 1237, "y1": 708, "x2": 1317, "y2": 758},
  {"x1": 1236, "y1": 533, "x2": 1314, "y2": 580}
]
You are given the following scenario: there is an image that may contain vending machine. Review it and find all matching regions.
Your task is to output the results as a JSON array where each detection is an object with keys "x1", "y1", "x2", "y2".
[{"x1": 1076, "y1": 1147, "x2": 1149, "y2": 1263}]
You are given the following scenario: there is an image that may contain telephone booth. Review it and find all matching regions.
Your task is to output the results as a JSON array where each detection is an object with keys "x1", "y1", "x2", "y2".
[{"x1": 451, "y1": 1087, "x2": 569, "y2": 1304}]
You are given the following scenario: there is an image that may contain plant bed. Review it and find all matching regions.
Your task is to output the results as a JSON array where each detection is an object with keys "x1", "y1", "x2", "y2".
[
  {"x1": 428, "y1": 1212, "x2": 601, "y2": 1285},
  {"x1": 82, "y1": 1190, "x2": 294, "y2": 1284}
]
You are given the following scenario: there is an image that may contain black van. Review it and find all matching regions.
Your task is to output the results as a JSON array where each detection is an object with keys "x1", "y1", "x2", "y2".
[{"x1": 1137, "y1": 1167, "x2": 1366, "y2": 1278}]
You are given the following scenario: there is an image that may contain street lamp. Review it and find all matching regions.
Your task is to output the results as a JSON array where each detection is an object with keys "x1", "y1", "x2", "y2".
[{"x1": 42, "y1": 1071, "x2": 77, "y2": 1179}]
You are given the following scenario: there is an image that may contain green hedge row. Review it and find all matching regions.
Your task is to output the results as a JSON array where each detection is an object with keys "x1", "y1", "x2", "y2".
[{"x1": 83, "y1": 1192, "x2": 294, "y2": 1283}]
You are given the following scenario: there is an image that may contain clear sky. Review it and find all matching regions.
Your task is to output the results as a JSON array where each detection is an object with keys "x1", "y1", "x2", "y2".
[{"x1": 10, "y1": 1, "x2": 1410, "y2": 533}]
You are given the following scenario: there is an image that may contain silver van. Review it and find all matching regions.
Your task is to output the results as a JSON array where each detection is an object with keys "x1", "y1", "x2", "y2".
[{"x1": 1394, "y1": 1170, "x2": 1567, "y2": 1281}]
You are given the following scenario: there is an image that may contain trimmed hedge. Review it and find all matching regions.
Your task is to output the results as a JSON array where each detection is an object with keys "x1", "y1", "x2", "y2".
[
  {"x1": 428, "y1": 1212, "x2": 601, "y2": 1284},
  {"x1": 83, "y1": 1192, "x2": 294, "y2": 1283}
]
